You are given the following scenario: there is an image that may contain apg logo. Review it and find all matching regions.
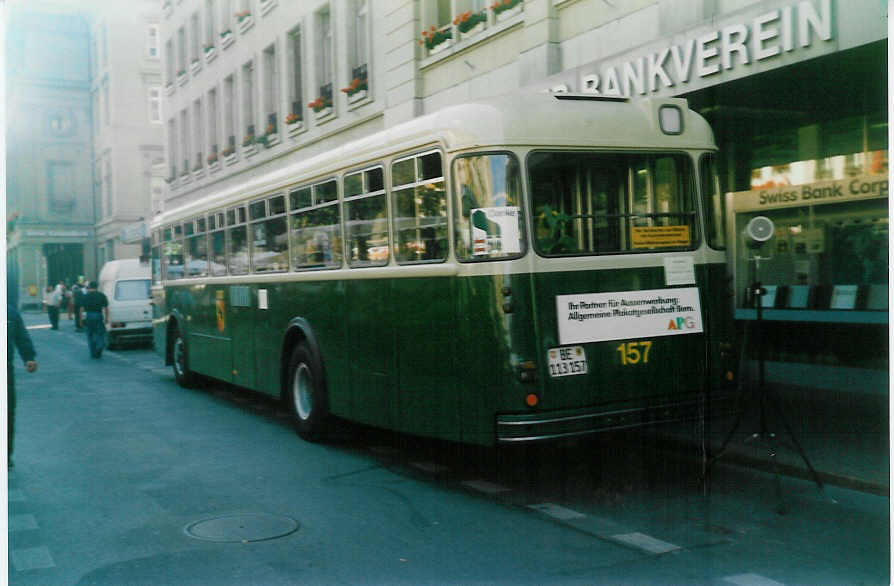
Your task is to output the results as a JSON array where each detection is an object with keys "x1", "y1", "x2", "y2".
[{"x1": 667, "y1": 316, "x2": 696, "y2": 331}]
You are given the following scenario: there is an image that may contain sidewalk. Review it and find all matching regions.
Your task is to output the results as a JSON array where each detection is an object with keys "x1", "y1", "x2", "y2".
[{"x1": 659, "y1": 369, "x2": 889, "y2": 497}]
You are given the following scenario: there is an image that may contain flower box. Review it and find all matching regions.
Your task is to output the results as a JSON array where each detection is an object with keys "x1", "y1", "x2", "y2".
[
  {"x1": 261, "y1": 134, "x2": 280, "y2": 148},
  {"x1": 220, "y1": 30, "x2": 234, "y2": 49},
  {"x1": 177, "y1": 71, "x2": 188, "y2": 86},
  {"x1": 492, "y1": 0, "x2": 523, "y2": 22},
  {"x1": 165, "y1": 82, "x2": 175, "y2": 96},
  {"x1": 190, "y1": 59, "x2": 201, "y2": 75},
  {"x1": 203, "y1": 45, "x2": 216, "y2": 63},
  {"x1": 259, "y1": 0, "x2": 277, "y2": 16},
  {"x1": 208, "y1": 161, "x2": 221, "y2": 173},
  {"x1": 180, "y1": 173, "x2": 192, "y2": 185},
  {"x1": 314, "y1": 107, "x2": 332, "y2": 121},
  {"x1": 242, "y1": 143, "x2": 258, "y2": 157},
  {"x1": 192, "y1": 168, "x2": 205, "y2": 180},
  {"x1": 420, "y1": 25, "x2": 452, "y2": 56},
  {"x1": 287, "y1": 120, "x2": 304, "y2": 137},
  {"x1": 236, "y1": 12, "x2": 254, "y2": 34},
  {"x1": 224, "y1": 152, "x2": 238, "y2": 166},
  {"x1": 460, "y1": 21, "x2": 484, "y2": 40},
  {"x1": 347, "y1": 89, "x2": 368, "y2": 105}
]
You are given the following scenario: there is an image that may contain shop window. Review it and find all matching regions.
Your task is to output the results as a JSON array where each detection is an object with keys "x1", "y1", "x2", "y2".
[
  {"x1": 454, "y1": 153, "x2": 525, "y2": 260},
  {"x1": 345, "y1": 167, "x2": 387, "y2": 267},
  {"x1": 392, "y1": 151, "x2": 447, "y2": 263},
  {"x1": 290, "y1": 180, "x2": 342, "y2": 269}
]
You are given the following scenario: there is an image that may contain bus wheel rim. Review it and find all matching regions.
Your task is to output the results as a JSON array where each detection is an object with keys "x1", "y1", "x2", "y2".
[
  {"x1": 174, "y1": 337, "x2": 185, "y2": 377},
  {"x1": 293, "y1": 363, "x2": 312, "y2": 421}
]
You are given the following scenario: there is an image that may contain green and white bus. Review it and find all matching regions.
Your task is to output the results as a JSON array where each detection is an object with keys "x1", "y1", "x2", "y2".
[{"x1": 151, "y1": 92, "x2": 736, "y2": 445}]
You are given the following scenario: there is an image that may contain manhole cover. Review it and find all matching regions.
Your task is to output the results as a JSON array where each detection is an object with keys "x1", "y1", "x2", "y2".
[{"x1": 184, "y1": 513, "x2": 300, "y2": 543}]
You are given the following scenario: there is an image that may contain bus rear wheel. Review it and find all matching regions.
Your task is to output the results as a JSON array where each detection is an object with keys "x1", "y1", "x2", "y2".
[
  {"x1": 171, "y1": 326, "x2": 197, "y2": 388},
  {"x1": 287, "y1": 343, "x2": 329, "y2": 441}
]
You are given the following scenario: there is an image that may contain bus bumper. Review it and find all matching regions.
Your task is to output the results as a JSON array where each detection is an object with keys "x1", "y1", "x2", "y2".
[{"x1": 496, "y1": 392, "x2": 738, "y2": 443}]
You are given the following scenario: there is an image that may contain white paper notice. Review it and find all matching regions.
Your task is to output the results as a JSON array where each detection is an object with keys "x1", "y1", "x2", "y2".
[
  {"x1": 556, "y1": 287, "x2": 703, "y2": 345},
  {"x1": 258, "y1": 289, "x2": 268, "y2": 310},
  {"x1": 663, "y1": 256, "x2": 696, "y2": 286}
]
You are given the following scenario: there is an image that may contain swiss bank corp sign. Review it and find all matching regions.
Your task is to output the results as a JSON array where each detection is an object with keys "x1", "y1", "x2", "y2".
[{"x1": 543, "y1": 0, "x2": 839, "y2": 98}]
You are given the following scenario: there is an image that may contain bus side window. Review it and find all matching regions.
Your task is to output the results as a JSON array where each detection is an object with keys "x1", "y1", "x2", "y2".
[
  {"x1": 227, "y1": 205, "x2": 249, "y2": 275},
  {"x1": 289, "y1": 182, "x2": 342, "y2": 270},
  {"x1": 346, "y1": 168, "x2": 388, "y2": 267},
  {"x1": 392, "y1": 151, "x2": 447, "y2": 264}
]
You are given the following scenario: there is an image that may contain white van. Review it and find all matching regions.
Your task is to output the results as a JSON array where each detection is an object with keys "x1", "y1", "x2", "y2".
[{"x1": 98, "y1": 259, "x2": 152, "y2": 349}]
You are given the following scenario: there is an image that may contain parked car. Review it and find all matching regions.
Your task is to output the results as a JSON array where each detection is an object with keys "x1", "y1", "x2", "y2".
[{"x1": 98, "y1": 259, "x2": 153, "y2": 349}]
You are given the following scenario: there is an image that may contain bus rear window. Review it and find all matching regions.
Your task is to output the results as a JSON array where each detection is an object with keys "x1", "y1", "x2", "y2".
[
  {"x1": 453, "y1": 153, "x2": 525, "y2": 261},
  {"x1": 529, "y1": 152, "x2": 697, "y2": 256}
]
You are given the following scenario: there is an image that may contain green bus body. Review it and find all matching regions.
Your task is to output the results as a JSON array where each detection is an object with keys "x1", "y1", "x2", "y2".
[{"x1": 152, "y1": 93, "x2": 736, "y2": 445}]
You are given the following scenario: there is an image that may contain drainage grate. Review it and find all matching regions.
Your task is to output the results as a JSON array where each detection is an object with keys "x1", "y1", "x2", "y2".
[{"x1": 184, "y1": 513, "x2": 300, "y2": 543}]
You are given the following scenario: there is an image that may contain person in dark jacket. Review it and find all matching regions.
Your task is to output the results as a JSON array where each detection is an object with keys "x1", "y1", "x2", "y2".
[
  {"x1": 7, "y1": 304, "x2": 38, "y2": 467},
  {"x1": 79, "y1": 281, "x2": 109, "y2": 358}
]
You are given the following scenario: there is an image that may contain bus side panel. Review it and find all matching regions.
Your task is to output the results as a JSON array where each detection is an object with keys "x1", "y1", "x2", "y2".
[
  {"x1": 392, "y1": 275, "x2": 460, "y2": 441},
  {"x1": 455, "y1": 273, "x2": 516, "y2": 445},
  {"x1": 254, "y1": 283, "x2": 282, "y2": 397},
  {"x1": 230, "y1": 287, "x2": 255, "y2": 389},
  {"x1": 345, "y1": 278, "x2": 396, "y2": 429}
]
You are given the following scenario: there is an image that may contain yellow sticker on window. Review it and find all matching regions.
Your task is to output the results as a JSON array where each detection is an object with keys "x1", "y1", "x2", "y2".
[{"x1": 631, "y1": 225, "x2": 690, "y2": 248}]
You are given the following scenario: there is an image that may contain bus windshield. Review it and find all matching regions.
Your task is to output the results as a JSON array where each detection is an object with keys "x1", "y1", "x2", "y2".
[{"x1": 529, "y1": 151, "x2": 697, "y2": 256}]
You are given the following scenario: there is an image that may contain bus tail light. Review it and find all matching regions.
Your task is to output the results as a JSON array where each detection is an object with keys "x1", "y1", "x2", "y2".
[{"x1": 525, "y1": 393, "x2": 539, "y2": 407}]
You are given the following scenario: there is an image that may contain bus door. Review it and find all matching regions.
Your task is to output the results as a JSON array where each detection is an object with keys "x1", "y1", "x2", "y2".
[
  {"x1": 191, "y1": 285, "x2": 233, "y2": 383},
  {"x1": 229, "y1": 284, "x2": 255, "y2": 388},
  {"x1": 345, "y1": 278, "x2": 395, "y2": 428}
]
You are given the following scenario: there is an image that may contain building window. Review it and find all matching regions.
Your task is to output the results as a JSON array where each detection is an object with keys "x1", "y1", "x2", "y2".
[
  {"x1": 223, "y1": 74, "x2": 236, "y2": 154},
  {"x1": 180, "y1": 109, "x2": 190, "y2": 175},
  {"x1": 146, "y1": 24, "x2": 159, "y2": 58},
  {"x1": 193, "y1": 99, "x2": 204, "y2": 170},
  {"x1": 177, "y1": 26, "x2": 187, "y2": 76},
  {"x1": 167, "y1": 118, "x2": 177, "y2": 180},
  {"x1": 208, "y1": 88, "x2": 219, "y2": 161},
  {"x1": 205, "y1": 0, "x2": 217, "y2": 48},
  {"x1": 92, "y1": 90, "x2": 100, "y2": 134},
  {"x1": 346, "y1": 0, "x2": 369, "y2": 96},
  {"x1": 94, "y1": 160, "x2": 103, "y2": 217},
  {"x1": 165, "y1": 38, "x2": 175, "y2": 83},
  {"x1": 287, "y1": 26, "x2": 303, "y2": 122},
  {"x1": 242, "y1": 60, "x2": 255, "y2": 142},
  {"x1": 103, "y1": 156, "x2": 113, "y2": 217},
  {"x1": 220, "y1": 0, "x2": 233, "y2": 34},
  {"x1": 262, "y1": 43, "x2": 278, "y2": 136},
  {"x1": 101, "y1": 23, "x2": 109, "y2": 67},
  {"x1": 148, "y1": 87, "x2": 162, "y2": 123},
  {"x1": 102, "y1": 79, "x2": 110, "y2": 126},
  {"x1": 314, "y1": 7, "x2": 333, "y2": 109},
  {"x1": 190, "y1": 12, "x2": 201, "y2": 65},
  {"x1": 48, "y1": 162, "x2": 76, "y2": 214}
]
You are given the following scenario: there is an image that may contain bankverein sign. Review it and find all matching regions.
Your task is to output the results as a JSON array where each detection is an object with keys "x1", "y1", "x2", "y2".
[
  {"x1": 731, "y1": 174, "x2": 889, "y2": 212},
  {"x1": 542, "y1": 0, "x2": 836, "y2": 97}
]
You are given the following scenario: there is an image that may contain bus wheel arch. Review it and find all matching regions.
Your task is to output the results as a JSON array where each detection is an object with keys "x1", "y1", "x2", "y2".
[{"x1": 281, "y1": 321, "x2": 329, "y2": 441}]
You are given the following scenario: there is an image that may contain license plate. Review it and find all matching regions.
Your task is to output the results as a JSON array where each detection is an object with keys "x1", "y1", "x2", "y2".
[{"x1": 547, "y1": 346, "x2": 588, "y2": 378}]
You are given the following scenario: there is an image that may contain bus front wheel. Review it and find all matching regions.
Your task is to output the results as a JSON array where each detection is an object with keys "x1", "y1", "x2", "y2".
[
  {"x1": 171, "y1": 326, "x2": 197, "y2": 388},
  {"x1": 287, "y1": 343, "x2": 329, "y2": 441}
]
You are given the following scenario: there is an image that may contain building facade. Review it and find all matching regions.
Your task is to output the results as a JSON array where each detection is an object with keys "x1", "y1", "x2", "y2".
[
  {"x1": 159, "y1": 0, "x2": 886, "y2": 386},
  {"x1": 90, "y1": 0, "x2": 165, "y2": 267},
  {"x1": 6, "y1": 0, "x2": 165, "y2": 308},
  {"x1": 6, "y1": 6, "x2": 94, "y2": 308}
]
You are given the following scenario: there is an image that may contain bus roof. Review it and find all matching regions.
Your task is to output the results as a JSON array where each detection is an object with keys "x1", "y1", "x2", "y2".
[{"x1": 156, "y1": 92, "x2": 715, "y2": 226}]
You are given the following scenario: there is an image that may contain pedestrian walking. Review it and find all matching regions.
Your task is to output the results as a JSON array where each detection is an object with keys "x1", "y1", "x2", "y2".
[
  {"x1": 72, "y1": 277, "x2": 86, "y2": 331},
  {"x1": 7, "y1": 304, "x2": 38, "y2": 467},
  {"x1": 79, "y1": 281, "x2": 109, "y2": 358},
  {"x1": 65, "y1": 280, "x2": 74, "y2": 320},
  {"x1": 43, "y1": 282, "x2": 62, "y2": 329}
]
